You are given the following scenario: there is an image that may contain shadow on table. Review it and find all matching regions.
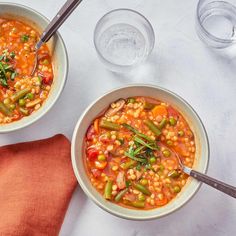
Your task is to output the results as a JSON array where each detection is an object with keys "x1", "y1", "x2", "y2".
[
  {"x1": 109, "y1": 52, "x2": 165, "y2": 84},
  {"x1": 106, "y1": 186, "x2": 233, "y2": 236}
]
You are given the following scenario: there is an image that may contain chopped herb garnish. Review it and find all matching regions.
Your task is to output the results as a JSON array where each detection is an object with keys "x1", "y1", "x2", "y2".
[
  {"x1": 122, "y1": 123, "x2": 154, "y2": 142},
  {"x1": 134, "y1": 136, "x2": 159, "y2": 151},
  {"x1": 124, "y1": 151, "x2": 147, "y2": 163},
  {"x1": 21, "y1": 34, "x2": 29, "y2": 42},
  {"x1": 136, "y1": 164, "x2": 141, "y2": 171},
  {"x1": 10, "y1": 51, "x2": 16, "y2": 59},
  {"x1": 118, "y1": 138, "x2": 124, "y2": 145},
  {"x1": 0, "y1": 53, "x2": 17, "y2": 87},
  {"x1": 133, "y1": 146, "x2": 145, "y2": 156},
  {"x1": 125, "y1": 180, "x2": 131, "y2": 188},
  {"x1": 10, "y1": 71, "x2": 17, "y2": 81},
  {"x1": 123, "y1": 124, "x2": 160, "y2": 164}
]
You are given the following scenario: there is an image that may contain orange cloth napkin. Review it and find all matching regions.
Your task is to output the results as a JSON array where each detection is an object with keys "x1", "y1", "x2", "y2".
[{"x1": 0, "y1": 134, "x2": 77, "y2": 236}]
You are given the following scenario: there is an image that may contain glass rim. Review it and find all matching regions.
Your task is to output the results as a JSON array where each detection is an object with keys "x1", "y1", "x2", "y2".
[
  {"x1": 196, "y1": 0, "x2": 236, "y2": 44},
  {"x1": 93, "y1": 8, "x2": 155, "y2": 68}
]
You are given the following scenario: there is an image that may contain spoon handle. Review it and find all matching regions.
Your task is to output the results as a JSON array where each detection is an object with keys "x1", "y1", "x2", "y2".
[
  {"x1": 36, "y1": 0, "x2": 83, "y2": 49},
  {"x1": 190, "y1": 170, "x2": 236, "y2": 198}
]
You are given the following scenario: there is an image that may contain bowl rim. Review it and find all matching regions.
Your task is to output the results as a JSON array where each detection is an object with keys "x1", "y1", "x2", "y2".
[
  {"x1": 71, "y1": 84, "x2": 210, "y2": 220},
  {"x1": 0, "y1": 2, "x2": 68, "y2": 133}
]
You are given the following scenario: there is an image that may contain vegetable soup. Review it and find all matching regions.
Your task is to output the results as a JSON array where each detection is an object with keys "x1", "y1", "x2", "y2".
[
  {"x1": 0, "y1": 18, "x2": 53, "y2": 124},
  {"x1": 85, "y1": 97, "x2": 195, "y2": 209}
]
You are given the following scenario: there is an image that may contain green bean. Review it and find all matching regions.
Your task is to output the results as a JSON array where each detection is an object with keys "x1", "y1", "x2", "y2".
[
  {"x1": 0, "y1": 102, "x2": 12, "y2": 116},
  {"x1": 144, "y1": 101, "x2": 156, "y2": 110},
  {"x1": 144, "y1": 120, "x2": 161, "y2": 136},
  {"x1": 131, "y1": 201, "x2": 145, "y2": 208},
  {"x1": 104, "y1": 180, "x2": 113, "y2": 200},
  {"x1": 11, "y1": 88, "x2": 31, "y2": 102},
  {"x1": 168, "y1": 170, "x2": 180, "y2": 178},
  {"x1": 115, "y1": 188, "x2": 128, "y2": 202},
  {"x1": 19, "y1": 108, "x2": 29, "y2": 116},
  {"x1": 133, "y1": 183, "x2": 151, "y2": 196},
  {"x1": 99, "y1": 120, "x2": 120, "y2": 130},
  {"x1": 120, "y1": 160, "x2": 136, "y2": 170},
  {"x1": 158, "y1": 118, "x2": 167, "y2": 129}
]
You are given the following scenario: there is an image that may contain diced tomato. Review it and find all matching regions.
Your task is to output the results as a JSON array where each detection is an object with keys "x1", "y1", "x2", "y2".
[
  {"x1": 116, "y1": 171, "x2": 126, "y2": 189},
  {"x1": 39, "y1": 72, "x2": 53, "y2": 85},
  {"x1": 99, "y1": 134, "x2": 110, "y2": 144},
  {"x1": 91, "y1": 169, "x2": 101, "y2": 178},
  {"x1": 87, "y1": 148, "x2": 99, "y2": 160},
  {"x1": 86, "y1": 125, "x2": 95, "y2": 141},
  {"x1": 0, "y1": 85, "x2": 7, "y2": 92},
  {"x1": 167, "y1": 106, "x2": 179, "y2": 117},
  {"x1": 95, "y1": 161, "x2": 107, "y2": 170}
]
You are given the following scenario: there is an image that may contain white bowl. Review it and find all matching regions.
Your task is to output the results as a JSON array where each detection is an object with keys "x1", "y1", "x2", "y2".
[
  {"x1": 71, "y1": 84, "x2": 210, "y2": 220},
  {"x1": 0, "y1": 3, "x2": 68, "y2": 133}
]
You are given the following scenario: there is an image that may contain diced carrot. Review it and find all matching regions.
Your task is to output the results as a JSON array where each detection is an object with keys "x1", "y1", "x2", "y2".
[
  {"x1": 155, "y1": 196, "x2": 168, "y2": 206},
  {"x1": 94, "y1": 118, "x2": 99, "y2": 133},
  {"x1": 87, "y1": 148, "x2": 99, "y2": 160},
  {"x1": 152, "y1": 105, "x2": 168, "y2": 117}
]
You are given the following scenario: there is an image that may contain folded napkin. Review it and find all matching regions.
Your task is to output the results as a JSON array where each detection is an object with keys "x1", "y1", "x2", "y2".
[{"x1": 0, "y1": 134, "x2": 77, "y2": 236}]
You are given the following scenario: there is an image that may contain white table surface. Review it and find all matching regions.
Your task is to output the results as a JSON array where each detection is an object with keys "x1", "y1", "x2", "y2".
[{"x1": 1, "y1": 0, "x2": 236, "y2": 235}]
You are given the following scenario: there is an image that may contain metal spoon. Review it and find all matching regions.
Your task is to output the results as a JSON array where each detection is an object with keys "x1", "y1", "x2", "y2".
[
  {"x1": 174, "y1": 152, "x2": 236, "y2": 198},
  {"x1": 31, "y1": 0, "x2": 83, "y2": 75}
]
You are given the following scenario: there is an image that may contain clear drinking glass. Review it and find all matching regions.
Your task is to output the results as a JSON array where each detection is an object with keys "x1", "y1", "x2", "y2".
[
  {"x1": 94, "y1": 9, "x2": 155, "y2": 72},
  {"x1": 196, "y1": 0, "x2": 236, "y2": 48}
]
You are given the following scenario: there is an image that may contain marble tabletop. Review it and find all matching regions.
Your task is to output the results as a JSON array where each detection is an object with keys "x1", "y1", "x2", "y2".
[{"x1": 1, "y1": 0, "x2": 236, "y2": 235}]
